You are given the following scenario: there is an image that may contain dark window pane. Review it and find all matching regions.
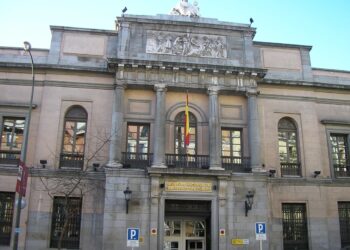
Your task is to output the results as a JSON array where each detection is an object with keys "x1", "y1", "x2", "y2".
[
  {"x1": 278, "y1": 118, "x2": 300, "y2": 176},
  {"x1": 0, "y1": 192, "x2": 15, "y2": 246},
  {"x1": 175, "y1": 112, "x2": 196, "y2": 155},
  {"x1": 50, "y1": 197, "x2": 82, "y2": 249},
  {"x1": 282, "y1": 203, "x2": 309, "y2": 250},
  {"x1": 330, "y1": 134, "x2": 350, "y2": 177},
  {"x1": 338, "y1": 202, "x2": 350, "y2": 248}
]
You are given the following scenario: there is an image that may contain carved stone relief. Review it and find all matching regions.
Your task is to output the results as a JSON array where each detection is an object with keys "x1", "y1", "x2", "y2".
[{"x1": 146, "y1": 31, "x2": 227, "y2": 58}]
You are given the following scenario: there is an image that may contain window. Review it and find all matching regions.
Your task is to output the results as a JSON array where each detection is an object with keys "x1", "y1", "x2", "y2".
[
  {"x1": 221, "y1": 128, "x2": 244, "y2": 170},
  {"x1": 278, "y1": 118, "x2": 300, "y2": 176},
  {"x1": 50, "y1": 197, "x2": 82, "y2": 249},
  {"x1": 0, "y1": 118, "x2": 24, "y2": 164},
  {"x1": 124, "y1": 124, "x2": 151, "y2": 168},
  {"x1": 338, "y1": 202, "x2": 350, "y2": 248},
  {"x1": 175, "y1": 111, "x2": 196, "y2": 155},
  {"x1": 0, "y1": 192, "x2": 15, "y2": 246},
  {"x1": 127, "y1": 124, "x2": 150, "y2": 157},
  {"x1": 282, "y1": 203, "x2": 309, "y2": 250},
  {"x1": 60, "y1": 106, "x2": 87, "y2": 169},
  {"x1": 330, "y1": 134, "x2": 350, "y2": 177}
]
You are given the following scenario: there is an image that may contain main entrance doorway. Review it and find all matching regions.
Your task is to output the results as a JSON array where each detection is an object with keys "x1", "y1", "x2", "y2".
[{"x1": 164, "y1": 200, "x2": 211, "y2": 250}]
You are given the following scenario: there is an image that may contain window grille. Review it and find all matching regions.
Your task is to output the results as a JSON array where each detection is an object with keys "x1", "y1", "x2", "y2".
[
  {"x1": 338, "y1": 202, "x2": 350, "y2": 248},
  {"x1": 0, "y1": 192, "x2": 15, "y2": 246},
  {"x1": 50, "y1": 197, "x2": 82, "y2": 249},
  {"x1": 282, "y1": 203, "x2": 309, "y2": 250}
]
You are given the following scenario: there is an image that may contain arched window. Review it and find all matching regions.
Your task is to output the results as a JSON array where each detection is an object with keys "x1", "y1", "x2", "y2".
[
  {"x1": 278, "y1": 118, "x2": 300, "y2": 176},
  {"x1": 174, "y1": 111, "x2": 196, "y2": 155},
  {"x1": 60, "y1": 106, "x2": 87, "y2": 169}
]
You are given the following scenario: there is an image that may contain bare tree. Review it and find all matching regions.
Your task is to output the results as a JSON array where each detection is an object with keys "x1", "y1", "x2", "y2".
[{"x1": 37, "y1": 130, "x2": 111, "y2": 250}]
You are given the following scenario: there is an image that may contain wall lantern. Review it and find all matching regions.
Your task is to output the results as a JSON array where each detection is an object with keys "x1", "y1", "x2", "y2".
[
  {"x1": 245, "y1": 191, "x2": 254, "y2": 217},
  {"x1": 269, "y1": 169, "x2": 276, "y2": 177},
  {"x1": 123, "y1": 186, "x2": 132, "y2": 214},
  {"x1": 40, "y1": 159, "x2": 47, "y2": 168},
  {"x1": 313, "y1": 170, "x2": 321, "y2": 178}
]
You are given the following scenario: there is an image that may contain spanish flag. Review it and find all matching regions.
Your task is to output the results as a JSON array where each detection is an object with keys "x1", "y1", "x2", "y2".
[{"x1": 185, "y1": 93, "x2": 190, "y2": 146}]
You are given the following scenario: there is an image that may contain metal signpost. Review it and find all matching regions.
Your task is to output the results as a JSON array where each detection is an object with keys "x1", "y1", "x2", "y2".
[
  {"x1": 127, "y1": 228, "x2": 140, "y2": 249},
  {"x1": 255, "y1": 222, "x2": 266, "y2": 250}
]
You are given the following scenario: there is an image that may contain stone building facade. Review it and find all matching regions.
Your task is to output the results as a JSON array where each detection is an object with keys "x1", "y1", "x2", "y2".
[{"x1": 0, "y1": 9, "x2": 350, "y2": 250}]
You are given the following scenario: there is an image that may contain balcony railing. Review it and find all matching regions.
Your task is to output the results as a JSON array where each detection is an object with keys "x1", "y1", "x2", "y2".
[
  {"x1": 280, "y1": 162, "x2": 301, "y2": 176},
  {"x1": 222, "y1": 156, "x2": 251, "y2": 172},
  {"x1": 165, "y1": 154, "x2": 210, "y2": 169},
  {"x1": 59, "y1": 153, "x2": 84, "y2": 169},
  {"x1": 121, "y1": 153, "x2": 251, "y2": 172},
  {"x1": 334, "y1": 163, "x2": 350, "y2": 178},
  {"x1": 0, "y1": 150, "x2": 20, "y2": 166},
  {"x1": 122, "y1": 152, "x2": 153, "y2": 169}
]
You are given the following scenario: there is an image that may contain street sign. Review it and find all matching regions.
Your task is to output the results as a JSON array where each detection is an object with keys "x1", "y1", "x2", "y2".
[
  {"x1": 232, "y1": 239, "x2": 249, "y2": 245},
  {"x1": 127, "y1": 228, "x2": 140, "y2": 247},
  {"x1": 15, "y1": 161, "x2": 29, "y2": 197},
  {"x1": 255, "y1": 222, "x2": 266, "y2": 240}
]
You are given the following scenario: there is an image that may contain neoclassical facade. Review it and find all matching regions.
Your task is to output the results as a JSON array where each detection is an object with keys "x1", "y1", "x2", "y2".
[{"x1": 0, "y1": 8, "x2": 350, "y2": 250}]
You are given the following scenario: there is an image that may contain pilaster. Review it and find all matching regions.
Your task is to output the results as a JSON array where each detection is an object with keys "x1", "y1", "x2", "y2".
[
  {"x1": 246, "y1": 89, "x2": 262, "y2": 171},
  {"x1": 152, "y1": 84, "x2": 167, "y2": 168},
  {"x1": 106, "y1": 83, "x2": 125, "y2": 168},
  {"x1": 208, "y1": 86, "x2": 223, "y2": 170}
]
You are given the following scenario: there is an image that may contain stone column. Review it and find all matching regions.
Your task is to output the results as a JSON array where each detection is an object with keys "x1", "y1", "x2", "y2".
[
  {"x1": 106, "y1": 83, "x2": 125, "y2": 168},
  {"x1": 247, "y1": 89, "x2": 261, "y2": 170},
  {"x1": 208, "y1": 86, "x2": 223, "y2": 170},
  {"x1": 152, "y1": 84, "x2": 167, "y2": 168}
]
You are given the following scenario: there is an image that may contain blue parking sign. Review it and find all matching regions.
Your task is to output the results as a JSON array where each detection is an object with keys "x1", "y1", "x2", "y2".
[
  {"x1": 255, "y1": 222, "x2": 266, "y2": 240},
  {"x1": 127, "y1": 228, "x2": 140, "y2": 247}
]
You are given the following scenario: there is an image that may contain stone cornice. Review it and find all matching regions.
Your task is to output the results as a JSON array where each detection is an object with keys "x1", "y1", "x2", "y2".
[
  {"x1": 107, "y1": 58, "x2": 267, "y2": 78},
  {"x1": 0, "y1": 102, "x2": 37, "y2": 109},
  {"x1": 0, "y1": 62, "x2": 110, "y2": 73},
  {"x1": 117, "y1": 14, "x2": 255, "y2": 34},
  {"x1": 0, "y1": 79, "x2": 114, "y2": 90},
  {"x1": 260, "y1": 78, "x2": 350, "y2": 90},
  {"x1": 254, "y1": 41, "x2": 312, "y2": 51},
  {"x1": 321, "y1": 120, "x2": 350, "y2": 126}
]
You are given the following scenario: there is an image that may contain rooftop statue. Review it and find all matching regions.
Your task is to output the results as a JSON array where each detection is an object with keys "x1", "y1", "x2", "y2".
[{"x1": 170, "y1": 0, "x2": 200, "y2": 17}]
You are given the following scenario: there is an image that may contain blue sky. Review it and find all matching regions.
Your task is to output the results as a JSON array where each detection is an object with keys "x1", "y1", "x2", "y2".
[{"x1": 1, "y1": 0, "x2": 349, "y2": 70}]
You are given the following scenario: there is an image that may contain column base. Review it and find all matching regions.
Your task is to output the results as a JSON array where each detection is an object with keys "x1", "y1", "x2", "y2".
[
  {"x1": 151, "y1": 164, "x2": 167, "y2": 168},
  {"x1": 106, "y1": 161, "x2": 123, "y2": 168},
  {"x1": 209, "y1": 166, "x2": 225, "y2": 171},
  {"x1": 251, "y1": 167, "x2": 267, "y2": 173}
]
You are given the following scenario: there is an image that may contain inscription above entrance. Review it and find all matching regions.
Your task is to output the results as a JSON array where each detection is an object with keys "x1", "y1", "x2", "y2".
[{"x1": 166, "y1": 181, "x2": 212, "y2": 192}]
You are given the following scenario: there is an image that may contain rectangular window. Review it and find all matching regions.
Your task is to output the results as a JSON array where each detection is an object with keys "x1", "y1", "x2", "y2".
[
  {"x1": 0, "y1": 192, "x2": 15, "y2": 246},
  {"x1": 338, "y1": 202, "x2": 350, "y2": 248},
  {"x1": 282, "y1": 203, "x2": 309, "y2": 250},
  {"x1": 221, "y1": 128, "x2": 246, "y2": 171},
  {"x1": 330, "y1": 134, "x2": 350, "y2": 177},
  {"x1": 0, "y1": 118, "x2": 24, "y2": 165},
  {"x1": 50, "y1": 197, "x2": 82, "y2": 249}
]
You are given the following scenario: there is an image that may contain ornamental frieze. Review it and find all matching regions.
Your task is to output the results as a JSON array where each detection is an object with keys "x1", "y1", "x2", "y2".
[{"x1": 146, "y1": 31, "x2": 227, "y2": 58}]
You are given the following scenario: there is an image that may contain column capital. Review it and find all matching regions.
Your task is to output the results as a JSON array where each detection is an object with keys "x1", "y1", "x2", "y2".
[
  {"x1": 154, "y1": 84, "x2": 167, "y2": 92},
  {"x1": 246, "y1": 88, "x2": 259, "y2": 97},
  {"x1": 207, "y1": 86, "x2": 220, "y2": 95},
  {"x1": 115, "y1": 82, "x2": 127, "y2": 89}
]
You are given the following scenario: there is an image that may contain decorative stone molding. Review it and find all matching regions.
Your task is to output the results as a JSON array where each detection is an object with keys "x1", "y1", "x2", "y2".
[{"x1": 146, "y1": 31, "x2": 227, "y2": 58}]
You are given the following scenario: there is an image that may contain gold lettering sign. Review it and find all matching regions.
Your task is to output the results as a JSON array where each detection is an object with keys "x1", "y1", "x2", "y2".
[{"x1": 166, "y1": 181, "x2": 212, "y2": 192}]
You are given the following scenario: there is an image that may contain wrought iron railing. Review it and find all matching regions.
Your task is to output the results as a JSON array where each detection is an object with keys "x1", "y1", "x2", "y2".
[
  {"x1": 222, "y1": 156, "x2": 251, "y2": 172},
  {"x1": 59, "y1": 153, "x2": 84, "y2": 169},
  {"x1": 122, "y1": 152, "x2": 153, "y2": 169},
  {"x1": 280, "y1": 162, "x2": 301, "y2": 176},
  {"x1": 0, "y1": 150, "x2": 20, "y2": 165},
  {"x1": 334, "y1": 163, "x2": 350, "y2": 178},
  {"x1": 165, "y1": 154, "x2": 209, "y2": 169}
]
